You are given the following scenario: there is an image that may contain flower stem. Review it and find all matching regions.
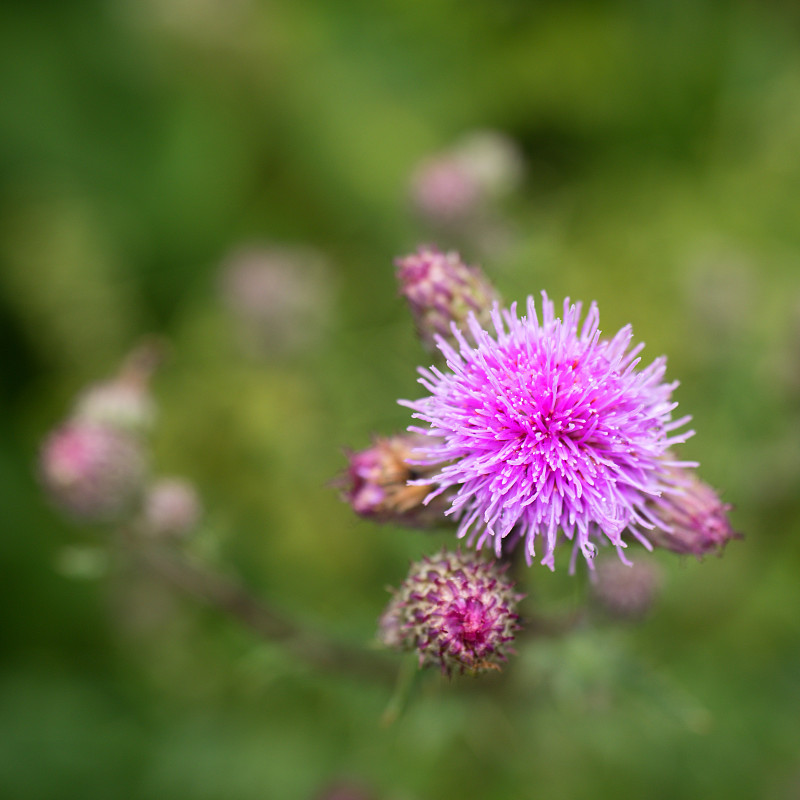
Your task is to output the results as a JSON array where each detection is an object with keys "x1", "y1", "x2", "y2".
[{"x1": 125, "y1": 536, "x2": 396, "y2": 682}]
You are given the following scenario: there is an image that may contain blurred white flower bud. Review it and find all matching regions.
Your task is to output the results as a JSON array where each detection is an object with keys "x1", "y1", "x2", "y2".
[
  {"x1": 452, "y1": 130, "x2": 525, "y2": 198},
  {"x1": 74, "y1": 381, "x2": 156, "y2": 434},
  {"x1": 142, "y1": 477, "x2": 202, "y2": 538}
]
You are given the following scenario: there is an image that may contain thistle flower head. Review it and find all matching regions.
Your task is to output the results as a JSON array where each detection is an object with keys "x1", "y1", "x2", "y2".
[
  {"x1": 647, "y1": 470, "x2": 740, "y2": 557},
  {"x1": 340, "y1": 434, "x2": 451, "y2": 528},
  {"x1": 378, "y1": 550, "x2": 522, "y2": 675},
  {"x1": 402, "y1": 293, "x2": 695, "y2": 570},
  {"x1": 395, "y1": 247, "x2": 500, "y2": 353},
  {"x1": 40, "y1": 422, "x2": 147, "y2": 522}
]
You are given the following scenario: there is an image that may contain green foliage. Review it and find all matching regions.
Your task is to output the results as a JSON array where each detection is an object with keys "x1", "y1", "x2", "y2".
[{"x1": 2, "y1": 1, "x2": 799, "y2": 798}]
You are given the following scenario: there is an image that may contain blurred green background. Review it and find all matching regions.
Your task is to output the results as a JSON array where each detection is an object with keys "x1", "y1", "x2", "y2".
[{"x1": 2, "y1": 1, "x2": 800, "y2": 798}]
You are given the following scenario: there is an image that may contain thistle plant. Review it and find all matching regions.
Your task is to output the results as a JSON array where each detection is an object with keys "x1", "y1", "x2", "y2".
[
  {"x1": 39, "y1": 241, "x2": 739, "y2": 699},
  {"x1": 38, "y1": 342, "x2": 395, "y2": 683},
  {"x1": 343, "y1": 244, "x2": 739, "y2": 678}
]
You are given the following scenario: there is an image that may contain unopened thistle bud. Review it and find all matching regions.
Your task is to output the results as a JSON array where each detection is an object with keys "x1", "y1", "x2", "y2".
[
  {"x1": 591, "y1": 555, "x2": 663, "y2": 620},
  {"x1": 648, "y1": 471, "x2": 741, "y2": 557},
  {"x1": 141, "y1": 477, "x2": 202, "y2": 538},
  {"x1": 378, "y1": 550, "x2": 522, "y2": 676},
  {"x1": 74, "y1": 381, "x2": 156, "y2": 434},
  {"x1": 40, "y1": 423, "x2": 146, "y2": 522},
  {"x1": 73, "y1": 340, "x2": 161, "y2": 434},
  {"x1": 395, "y1": 246, "x2": 500, "y2": 352},
  {"x1": 341, "y1": 434, "x2": 451, "y2": 528}
]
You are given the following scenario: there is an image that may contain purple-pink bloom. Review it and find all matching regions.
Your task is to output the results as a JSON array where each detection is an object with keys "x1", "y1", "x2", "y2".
[{"x1": 402, "y1": 293, "x2": 695, "y2": 570}]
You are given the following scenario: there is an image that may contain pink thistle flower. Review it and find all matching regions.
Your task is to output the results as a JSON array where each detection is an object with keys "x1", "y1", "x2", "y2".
[
  {"x1": 647, "y1": 469, "x2": 741, "y2": 557},
  {"x1": 378, "y1": 550, "x2": 522, "y2": 675},
  {"x1": 401, "y1": 293, "x2": 695, "y2": 570},
  {"x1": 40, "y1": 423, "x2": 146, "y2": 522},
  {"x1": 395, "y1": 247, "x2": 500, "y2": 353}
]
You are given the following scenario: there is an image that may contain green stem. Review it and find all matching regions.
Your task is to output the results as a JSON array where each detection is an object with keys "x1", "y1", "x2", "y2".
[
  {"x1": 380, "y1": 654, "x2": 421, "y2": 727},
  {"x1": 124, "y1": 536, "x2": 396, "y2": 683}
]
